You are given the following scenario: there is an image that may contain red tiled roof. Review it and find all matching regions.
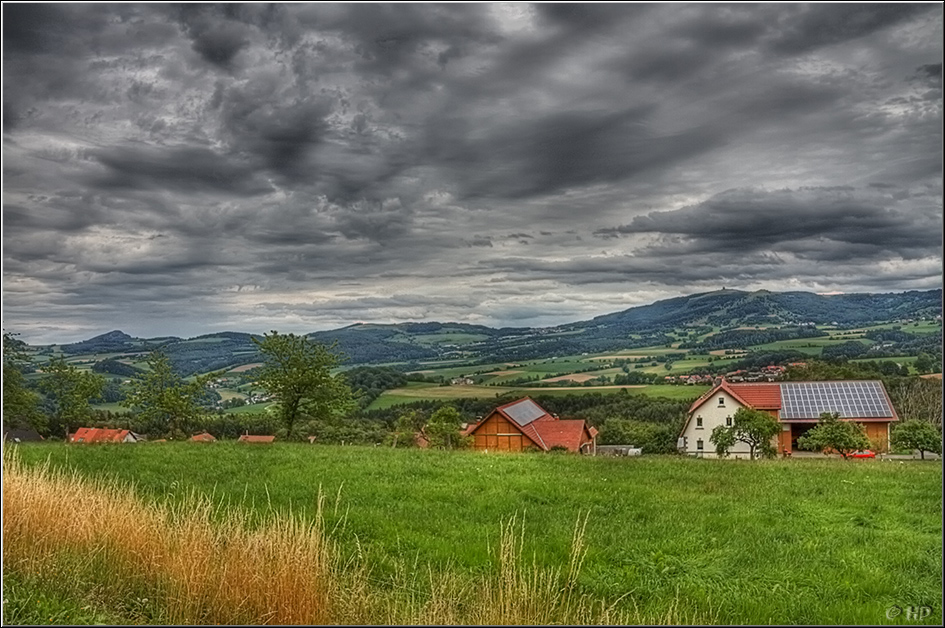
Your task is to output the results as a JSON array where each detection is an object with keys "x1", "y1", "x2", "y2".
[
  {"x1": 532, "y1": 420, "x2": 594, "y2": 453},
  {"x1": 70, "y1": 427, "x2": 133, "y2": 443},
  {"x1": 726, "y1": 383, "x2": 782, "y2": 410},
  {"x1": 191, "y1": 432, "x2": 217, "y2": 442},
  {"x1": 517, "y1": 422, "x2": 548, "y2": 450},
  {"x1": 237, "y1": 434, "x2": 275, "y2": 443}
]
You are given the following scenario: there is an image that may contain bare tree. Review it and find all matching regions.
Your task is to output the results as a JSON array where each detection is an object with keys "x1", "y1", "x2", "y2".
[{"x1": 890, "y1": 378, "x2": 943, "y2": 428}]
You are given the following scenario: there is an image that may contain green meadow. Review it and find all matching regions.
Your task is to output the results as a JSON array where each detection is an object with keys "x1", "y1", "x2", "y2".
[{"x1": 5, "y1": 443, "x2": 941, "y2": 625}]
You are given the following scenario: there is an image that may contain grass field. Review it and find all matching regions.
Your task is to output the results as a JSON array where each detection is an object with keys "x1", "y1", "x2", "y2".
[
  {"x1": 4, "y1": 443, "x2": 941, "y2": 625},
  {"x1": 410, "y1": 332, "x2": 492, "y2": 346},
  {"x1": 224, "y1": 401, "x2": 274, "y2": 414},
  {"x1": 89, "y1": 401, "x2": 127, "y2": 413}
]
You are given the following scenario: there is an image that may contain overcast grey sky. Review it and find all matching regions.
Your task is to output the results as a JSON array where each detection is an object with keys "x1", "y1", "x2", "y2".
[{"x1": 2, "y1": 3, "x2": 942, "y2": 344}]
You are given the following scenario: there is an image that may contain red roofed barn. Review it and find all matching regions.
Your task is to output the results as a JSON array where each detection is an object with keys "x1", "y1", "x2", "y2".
[{"x1": 463, "y1": 397, "x2": 597, "y2": 453}]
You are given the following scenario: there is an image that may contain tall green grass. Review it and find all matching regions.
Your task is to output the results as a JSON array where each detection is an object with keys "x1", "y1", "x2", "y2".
[
  {"x1": 2, "y1": 446, "x2": 705, "y2": 625},
  {"x1": 5, "y1": 443, "x2": 942, "y2": 625}
]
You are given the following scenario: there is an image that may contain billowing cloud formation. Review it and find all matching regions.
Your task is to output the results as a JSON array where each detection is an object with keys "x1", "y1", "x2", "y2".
[{"x1": 2, "y1": 3, "x2": 942, "y2": 343}]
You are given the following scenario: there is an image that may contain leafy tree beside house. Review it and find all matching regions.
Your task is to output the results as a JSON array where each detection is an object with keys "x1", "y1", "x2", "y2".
[
  {"x1": 424, "y1": 406, "x2": 467, "y2": 450},
  {"x1": 709, "y1": 407, "x2": 781, "y2": 459},
  {"x1": 252, "y1": 331, "x2": 355, "y2": 439},
  {"x1": 892, "y1": 420, "x2": 943, "y2": 460},
  {"x1": 388, "y1": 409, "x2": 425, "y2": 448},
  {"x1": 797, "y1": 412, "x2": 870, "y2": 458}
]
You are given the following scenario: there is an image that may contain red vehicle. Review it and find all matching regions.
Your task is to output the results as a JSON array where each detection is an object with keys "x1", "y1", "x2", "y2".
[{"x1": 850, "y1": 450, "x2": 876, "y2": 459}]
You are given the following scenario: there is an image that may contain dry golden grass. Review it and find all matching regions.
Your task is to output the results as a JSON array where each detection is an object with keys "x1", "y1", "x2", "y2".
[
  {"x1": 3, "y1": 448, "x2": 336, "y2": 624},
  {"x1": 3, "y1": 446, "x2": 701, "y2": 625}
]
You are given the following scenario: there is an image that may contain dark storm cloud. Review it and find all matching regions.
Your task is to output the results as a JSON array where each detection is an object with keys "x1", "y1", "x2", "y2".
[
  {"x1": 176, "y1": 4, "x2": 252, "y2": 70},
  {"x1": 89, "y1": 145, "x2": 272, "y2": 195},
  {"x1": 429, "y1": 106, "x2": 723, "y2": 199},
  {"x1": 1, "y1": 3, "x2": 941, "y2": 342},
  {"x1": 911, "y1": 63, "x2": 943, "y2": 89},
  {"x1": 292, "y1": 3, "x2": 502, "y2": 77},
  {"x1": 766, "y1": 4, "x2": 935, "y2": 55},
  {"x1": 2, "y1": 3, "x2": 96, "y2": 54},
  {"x1": 595, "y1": 187, "x2": 940, "y2": 259}
]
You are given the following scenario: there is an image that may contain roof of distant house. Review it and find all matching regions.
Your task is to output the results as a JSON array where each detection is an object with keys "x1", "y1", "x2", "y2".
[
  {"x1": 237, "y1": 434, "x2": 275, "y2": 443},
  {"x1": 3, "y1": 428, "x2": 44, "y2": 442},
  {"x1": 70, "y1": 427, "x2": 136, "y2": 443},
  {"x1": 191, "y1": 432, "x2": 217, "y2": 442},
  {"x1": 532, "y1": 420, "x2": 596, "y2": 452},
  {"x1": 725, "y1": 383, "x2": 782, "y2": 410}
]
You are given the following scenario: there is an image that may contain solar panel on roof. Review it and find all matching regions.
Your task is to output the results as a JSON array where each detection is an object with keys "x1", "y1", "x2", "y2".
[
  {"x1": 502, "y1": 399, "x2": 548, "y2": 426},
  {"x1": 779, "y1": 381, "x2": 893, "y2": 419}
]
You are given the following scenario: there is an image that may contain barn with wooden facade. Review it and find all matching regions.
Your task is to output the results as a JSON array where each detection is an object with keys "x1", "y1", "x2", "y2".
[
  {"x1": 463, "y1": 397, "x2": 598, "y2": 453},
  {"x1": 679, "y1": 379, "x2": 899, "y2": 458}
]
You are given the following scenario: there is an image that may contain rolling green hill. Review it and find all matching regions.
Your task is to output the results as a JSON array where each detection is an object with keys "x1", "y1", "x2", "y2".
[
  {"x1": 575, "y1": 288, "x2": 943, "y2": 332},
  {"x1": 31, "y1": 288, "x2": 942, "y2": 374}
]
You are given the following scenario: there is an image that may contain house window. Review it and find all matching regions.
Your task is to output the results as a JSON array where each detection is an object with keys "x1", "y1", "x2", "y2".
[
  {"x1": 718, "y1": 397, "x2": 725, "y2": 406},
  {"x1": 696, "y1": 439, "x2": 704, "y2": 451},
  {"x1": 696, "y1": 416, "x2": 703, "y2": 428},
  {"x1": 726, "y1": 416, "x2": 733, "y2": 427}
]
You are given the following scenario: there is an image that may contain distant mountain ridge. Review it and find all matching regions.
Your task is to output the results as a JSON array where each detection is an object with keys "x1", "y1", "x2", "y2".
[
  {"x1": 49, "y1": 288, "x2": 941, "y2": 375},
  {"x1": 573, "y1": 288, "x2": 943, "y2": 332}
]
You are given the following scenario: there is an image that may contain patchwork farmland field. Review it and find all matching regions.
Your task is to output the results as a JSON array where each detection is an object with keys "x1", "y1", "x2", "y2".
[
  {"x1": 4, "y1": 443, "x2": 941, "y2": 625},
  {"x1": 367, "y1": 382, "x2": 711, "y2": 409}
]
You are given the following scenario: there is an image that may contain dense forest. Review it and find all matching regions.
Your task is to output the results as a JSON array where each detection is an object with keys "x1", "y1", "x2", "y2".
[{"x1": 678, "y1": 326, "x2": 828, "y2": 351}]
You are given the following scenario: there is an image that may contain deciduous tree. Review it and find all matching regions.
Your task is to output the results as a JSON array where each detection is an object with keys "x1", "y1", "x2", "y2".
[
  {"x1": 122, "y1": 351, "x2": 216, "y2": 438},
  {"x1": 390, "y1": 409, "x2": 425, "y2": 448},
  {"x1": 797, "y1": 412, "x2": 870, "y2": 458},
  {"x1": 891, "y1": 420, "x2": 942, "y2": 460},
  {"x1": 709, "y1": 407, "x2": 781, "y2": 459},
  {"x1": 2, "y1": 332, "x2": 42, "y2": 433},
  {"x1": 38, "y1": 356, "x2": 105, "y2": 438},
  {"x1": 252, "y1": 331, "x2": 354, "y2": 439},
  {"x1": 424, "y1": 406, "x2": 466, "y2": 450},
  {"x1": 889, "y1": 378, "x2": 942, "y2": 428}
]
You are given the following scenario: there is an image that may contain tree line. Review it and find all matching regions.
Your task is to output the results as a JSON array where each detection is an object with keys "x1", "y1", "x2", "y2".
[{"x1": 5, "y1": 330, "x2": 940, "y2": 457}]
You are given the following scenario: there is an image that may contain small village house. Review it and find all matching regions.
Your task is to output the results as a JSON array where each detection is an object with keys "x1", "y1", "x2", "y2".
[
  {"x1": 191, "y1": 432, "x2": 217, "y2": 442},
  {"x1": 3, "y1": 428, "x2": 44, "y2": 443},
  {"x1": 463, "y1": 397, "x2": 597, "y2": 453},
  {"x1": 69, "y1": 428, "x2": 139, "y2": 444},
  {"x1": 237, "y1": 434, "x2": 275, "y2": 444},
  {"x1": 678, "y1": 380, "x2": 898, "y2": 458}
]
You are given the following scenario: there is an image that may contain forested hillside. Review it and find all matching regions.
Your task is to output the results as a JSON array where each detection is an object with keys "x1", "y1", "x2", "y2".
[{"x1": 36, "y1": 288, "x2": 942, "y2": 373}]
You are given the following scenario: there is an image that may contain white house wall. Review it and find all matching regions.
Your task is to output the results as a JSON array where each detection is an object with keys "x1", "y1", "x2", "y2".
[{"x1": 680, "y1": 391, "x2": 754, "y2": 459}]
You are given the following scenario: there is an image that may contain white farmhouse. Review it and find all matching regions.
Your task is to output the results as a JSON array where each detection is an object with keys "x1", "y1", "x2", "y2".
[
  {"x1": 678, "y1": 379, "x2": 898, "y2": 459},
  {"x1": 677, "y1": 380, "x2": 781, "y2": 459}
]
